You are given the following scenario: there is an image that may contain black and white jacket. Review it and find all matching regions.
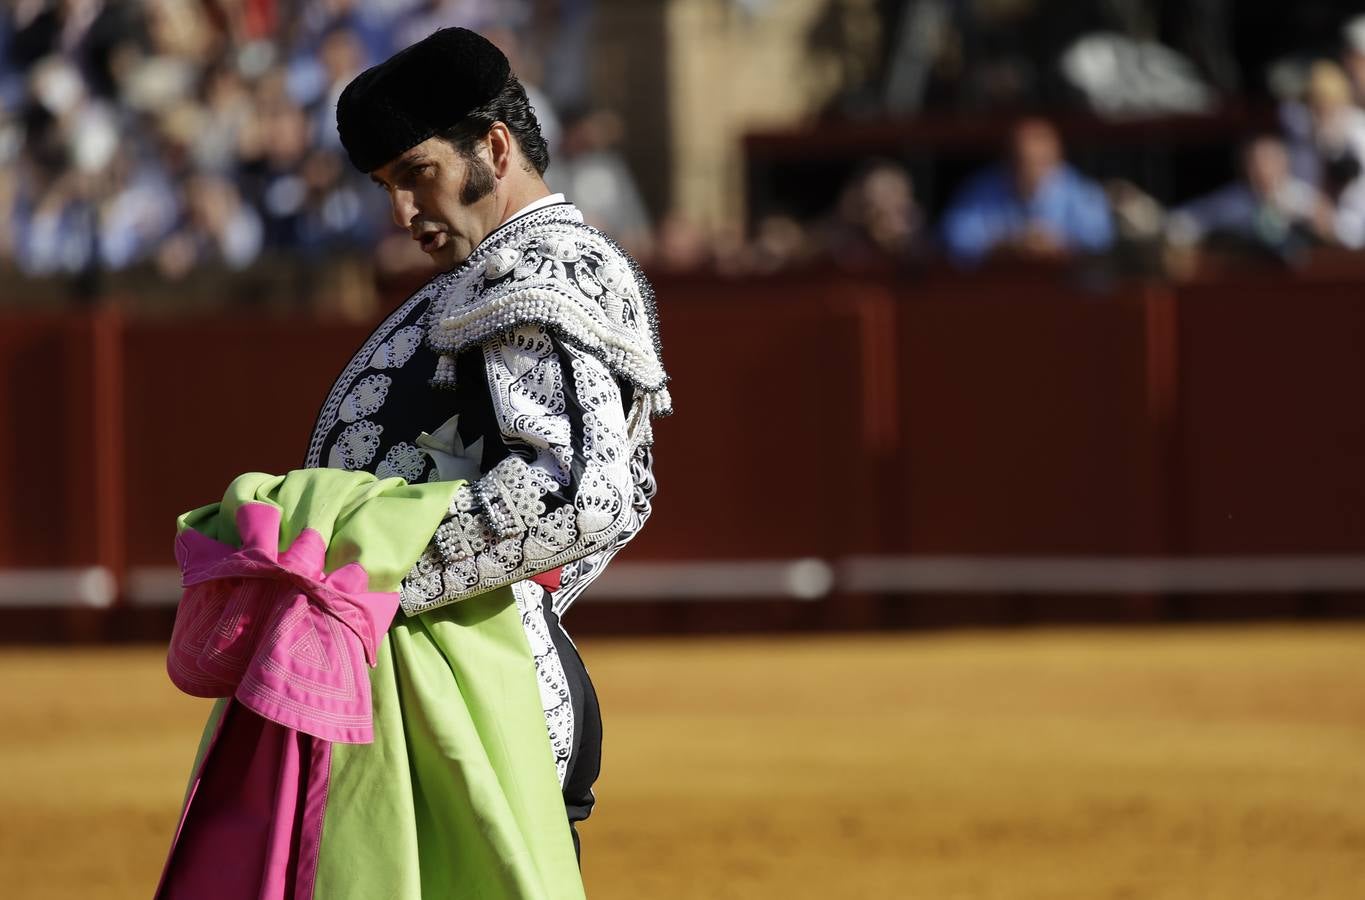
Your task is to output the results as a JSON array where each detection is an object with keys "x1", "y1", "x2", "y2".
[{"x1": 305, "y1": 199, "x2": 669, "y2": 619}]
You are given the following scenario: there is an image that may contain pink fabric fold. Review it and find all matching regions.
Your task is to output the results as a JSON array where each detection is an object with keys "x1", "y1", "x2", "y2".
[{"x1": 167, "y1": 501, "x2": 400, "y2": 744}]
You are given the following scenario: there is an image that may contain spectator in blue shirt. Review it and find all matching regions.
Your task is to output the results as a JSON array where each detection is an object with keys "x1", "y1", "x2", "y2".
[
  {"x1": 1167, "y1": 135, "x2": 1332, "y2": 252},
  {"x1": 941, "y1": 118, "x2": 1114, "y2": 265}
]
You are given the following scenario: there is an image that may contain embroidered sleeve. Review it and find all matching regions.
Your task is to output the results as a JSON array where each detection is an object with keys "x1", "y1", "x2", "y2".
[{"x1": 399, "y1": 324, "x2": 635, "y2": 614}]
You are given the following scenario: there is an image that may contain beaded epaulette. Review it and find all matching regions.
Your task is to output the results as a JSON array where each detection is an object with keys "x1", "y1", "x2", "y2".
[{"x1": 426, "y1": 203, "x2": 671, "y2": 432}]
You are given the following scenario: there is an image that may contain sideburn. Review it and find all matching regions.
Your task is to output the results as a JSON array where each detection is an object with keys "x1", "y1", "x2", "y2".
[{"x1": 461, "y1": 154, "x2": 496, "y2": 205}]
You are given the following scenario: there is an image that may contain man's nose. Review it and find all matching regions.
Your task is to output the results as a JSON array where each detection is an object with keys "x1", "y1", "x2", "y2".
[{"x1": 389, "y1": 189, "x2": 418, "y2": 230}]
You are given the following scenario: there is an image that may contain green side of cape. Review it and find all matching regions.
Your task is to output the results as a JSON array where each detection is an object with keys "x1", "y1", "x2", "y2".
[
  {"x1": 176, "y1": 469, "x2": 456, "y2": 591},
  {"x1": 176, "y1": 469, "x2": 585, "y2": 899}
]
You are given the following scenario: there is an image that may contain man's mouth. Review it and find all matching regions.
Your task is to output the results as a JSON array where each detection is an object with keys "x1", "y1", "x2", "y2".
[{"x1": 416, "y1": 230, "x2": 448, "y2": 253}]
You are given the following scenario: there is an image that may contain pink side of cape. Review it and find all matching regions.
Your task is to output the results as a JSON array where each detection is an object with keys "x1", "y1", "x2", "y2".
[
  {"x1": 157, "y1": 501, "x2": 398, "y2": 899},
  {"x1": 155, "y1": 702, "x2": 332, "y2": 900},
  {"x1": 167, "y1": 501, "x2": 399, "y2": 744}
]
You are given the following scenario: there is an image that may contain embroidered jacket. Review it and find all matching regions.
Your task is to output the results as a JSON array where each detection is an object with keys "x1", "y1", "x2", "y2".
[{"x1": 305, "y1": 200, "x2": 668, "y2": 617}]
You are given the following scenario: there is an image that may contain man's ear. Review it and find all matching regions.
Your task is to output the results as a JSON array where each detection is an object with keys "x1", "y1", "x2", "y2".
[{"x1": 486, "y1": 122, "x2": 513, "y2": 178}]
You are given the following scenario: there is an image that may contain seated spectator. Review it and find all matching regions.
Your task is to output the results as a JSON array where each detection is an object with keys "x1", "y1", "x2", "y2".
[
  {"x1": 98, "y1": 145, "x2": 179, "y2": 270},
  {"x1": 1280, "y1": 60, "x2": 1365, "y2": 249},
  {"x1": 940, "y1": 118, "x2": 1114, "y2": 265},
  {"x1": 748, "y1": 213, "x2": 814, "y2": 274},
  {"x1": 1281, "y1": 60, "x2": 1365, "y2": 198},
  {"x1": 14, "y1": 166, "x2": 100, "y2": 277},
  {"x1": 816, "y1": 159, "x2": 925, "y2": 269},
  {"x1": 155, "y1": 174, "x2": 262, "y2": 279},
  {"x1": 1166, "y1": 135, "x2": 1332, "y2": 254}
]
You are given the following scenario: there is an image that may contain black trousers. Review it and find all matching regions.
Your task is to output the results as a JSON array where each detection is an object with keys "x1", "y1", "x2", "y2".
[{"x1": 537, "y1": 588, "x2": 602, "y2": 861}]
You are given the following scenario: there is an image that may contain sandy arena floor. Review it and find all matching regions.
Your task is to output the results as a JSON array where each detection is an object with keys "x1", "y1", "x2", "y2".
[{"x1": 1, "y1": 626, "x2": 1362, "y2": 899}]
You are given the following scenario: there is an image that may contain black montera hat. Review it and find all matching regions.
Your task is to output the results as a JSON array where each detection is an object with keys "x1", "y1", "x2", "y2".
[{"x1": 336, "y1": 27, "x2": 510, "y2": 173}]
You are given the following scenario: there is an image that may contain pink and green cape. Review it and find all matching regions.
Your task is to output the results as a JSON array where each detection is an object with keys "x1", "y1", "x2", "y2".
[{"x1": 156, "y1": 469, "x2": 585, "y2": 899}]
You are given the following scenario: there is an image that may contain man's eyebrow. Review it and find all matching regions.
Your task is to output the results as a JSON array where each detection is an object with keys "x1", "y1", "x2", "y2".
[
  {"x1": 371, "y1": 154, "x2": 432, "y2": 188},
  {"x1": 397, "y1": 155, "x2": 435, "y2": 176}
]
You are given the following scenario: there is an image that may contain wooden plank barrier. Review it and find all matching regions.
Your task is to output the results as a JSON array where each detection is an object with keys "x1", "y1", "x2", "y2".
[
  {"x1": 628, "y1": 274, "x2": 898, "y2": 562},
  {"x1": 889, "y1": 278, "x2": 1167, "y2": 555},
  {"x1": 120, "y1": 318, "x2": 372, "y2": 567},
  {"x1": 0, "y1": 312, "x2": 104, "y2": 569},
  {"x1": 2, "y1": 269, "x2": 1365, "y2": 636},
  {"x1": 1174, "y1": 278, "x2": 1365, "y2": 554}
]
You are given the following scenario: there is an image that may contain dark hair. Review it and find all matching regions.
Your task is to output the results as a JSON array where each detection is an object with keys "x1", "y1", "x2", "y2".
[{"x1": 438, "y1": 74, "x2": 550, "y2": 175}]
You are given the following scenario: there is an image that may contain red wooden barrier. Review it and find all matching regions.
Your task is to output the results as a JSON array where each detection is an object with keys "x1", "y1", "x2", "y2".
[
  {"x1": 120, "y1": 318, "x2": 372, "y2": 566},
  {"x1": 631, "y1": 274, "x2": 897, "y2": 560},
  {"x1": 0, "y1": 312, "x2": 109, "y2": 568},
  {"x1": 4, "y1": 269, "x2": 1365, "y2": 634},
  {"x1": 1175, "y1": 278, "x2": 1365, "y2": 553},
  {"x1": 888, "y1": 278, "x2": 1169, "y2": 554}
]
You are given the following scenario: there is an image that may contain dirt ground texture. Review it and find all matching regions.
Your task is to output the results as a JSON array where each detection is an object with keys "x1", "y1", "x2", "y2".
[{"x1": 1, "y1": 625, "x2": 1363, "y2": 899}]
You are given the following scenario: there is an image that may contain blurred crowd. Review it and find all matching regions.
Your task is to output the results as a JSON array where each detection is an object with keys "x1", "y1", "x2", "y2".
[
  {"x1": 701, "y1": 5, "x2": 1365, "y2": 278},
  {"x1": 0, "y1": 0, "x2": 593, "y2": 309},
  {"x1": 8, "y1": 1, "x2": 1365, "y2": 309},
  {"x1": 719, "y1": 83, "x2": 1365, "y2": 278},
  {"x1": 817, "y1": 0, "x2": 1359, "y2": 118}
]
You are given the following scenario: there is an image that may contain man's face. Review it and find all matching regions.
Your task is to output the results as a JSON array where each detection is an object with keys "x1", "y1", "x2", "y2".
[
  {"x1": 1009, "y1": 121, "x2": 1062, "y2": 199},
  {"x1": 1244, "y1": 138, "x2": 1289, "y2": 199},
  {"x1": 370, "y1": 135, "x2": 498, "y2": 269}
]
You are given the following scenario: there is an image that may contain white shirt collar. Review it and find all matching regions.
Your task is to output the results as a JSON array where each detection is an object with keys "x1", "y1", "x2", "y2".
[
  {"x1": 464, "y1": 193, "x2": 569, "y2": 266},
  {"x1": 504, "y1": 192, "x2": 566, "y2": 225}
]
